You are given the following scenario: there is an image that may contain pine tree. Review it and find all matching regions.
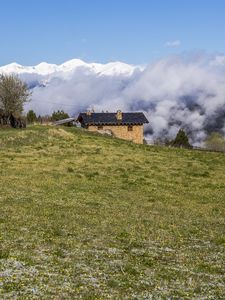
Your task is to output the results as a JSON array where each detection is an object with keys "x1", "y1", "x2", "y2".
[
  {"x1": 51, "y1": 110, "x2": 71, "y2": 126},
  {"x1": 51, "y1": 110, "x2": 70, "y2": 121},
  {"x1": 26, "y1": 110, "x2": 37, "y2": 124},
  {"x1": 171, "y1": 129, "x2": 192, "y2": 148}
]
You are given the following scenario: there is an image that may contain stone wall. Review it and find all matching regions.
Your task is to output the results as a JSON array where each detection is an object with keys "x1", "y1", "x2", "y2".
[{"x1": 88, "y1": 125, "x2": 144, "y2": 144}]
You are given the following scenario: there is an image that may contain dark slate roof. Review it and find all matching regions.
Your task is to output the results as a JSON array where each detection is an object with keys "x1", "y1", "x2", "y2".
[{"x1": 77, "y1": 112, "x2": 149, "y2": 125}]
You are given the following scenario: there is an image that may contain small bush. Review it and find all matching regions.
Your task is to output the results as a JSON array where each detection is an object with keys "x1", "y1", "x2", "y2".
[
  {"x1": 67, "y1": 167, "x2": 74, "y2": 173},
  {"x1": 204, "y1": 132, "x2": 225, "y2": 152}
]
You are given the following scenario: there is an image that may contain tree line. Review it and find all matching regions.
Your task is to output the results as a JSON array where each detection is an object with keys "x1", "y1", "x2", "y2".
[{"x1": 26, "y1": 109, "x2": 71, "y2": 125}]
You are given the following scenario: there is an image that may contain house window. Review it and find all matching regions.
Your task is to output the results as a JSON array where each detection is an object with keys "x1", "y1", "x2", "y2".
[
  {"x1": 128, "y1": 125, "x2": 133, "y2": 131},
  {"x1": 97, "y1": 125, "x2": 103, "y2": 130}
]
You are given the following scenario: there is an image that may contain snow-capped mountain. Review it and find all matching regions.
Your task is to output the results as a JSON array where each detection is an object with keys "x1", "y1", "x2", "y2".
[
  {"x1": 0, "y1": 59, "x2": 141, "y2": 77},
  {"x1": 0, "y1": 55, "x2": 225, "y2": 145}
]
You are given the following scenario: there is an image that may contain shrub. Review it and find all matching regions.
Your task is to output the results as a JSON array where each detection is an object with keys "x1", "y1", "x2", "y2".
[{"x1": 204, "y1": 133, "x2": 225, "y2": 152}]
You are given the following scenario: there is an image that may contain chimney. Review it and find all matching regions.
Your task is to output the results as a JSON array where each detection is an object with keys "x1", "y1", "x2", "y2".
[
  {"x1": 86, "y1": 110, "x2": 92, "y2": 116},
  {"x1": 116, "y1": 110, "x2": 122, "y2": 120}
]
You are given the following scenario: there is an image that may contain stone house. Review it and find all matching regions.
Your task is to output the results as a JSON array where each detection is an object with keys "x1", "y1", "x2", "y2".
[{"x1": 77, "y1": 110, "x2": 149, "y2": 144}]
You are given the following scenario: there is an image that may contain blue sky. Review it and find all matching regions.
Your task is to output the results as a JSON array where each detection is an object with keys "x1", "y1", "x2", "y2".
[{"x1": 0, "y1": 0, "x2": 225, "y2": 65}]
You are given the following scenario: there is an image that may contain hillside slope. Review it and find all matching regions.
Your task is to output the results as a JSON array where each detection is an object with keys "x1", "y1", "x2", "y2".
[{"x1": 0, "y1": 126, "x2": 224, "y2": 299}]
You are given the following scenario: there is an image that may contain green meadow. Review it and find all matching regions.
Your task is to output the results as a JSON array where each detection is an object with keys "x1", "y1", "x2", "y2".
[{"x1": 0, "y1": 126, "x2": 224, "y2": 299}]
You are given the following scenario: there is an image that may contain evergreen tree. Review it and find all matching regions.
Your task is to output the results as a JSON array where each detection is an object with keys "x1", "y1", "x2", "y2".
[
  {"x1": 37, "y1": 115, "x2": 42, "y2": 124},
  {"x1": 26, "y1": 110, "x2": 37, "y2": 124},
  {"x1": 171, "y1": 129, "x2": 192, "y2": 148},
  {"x1": 51, "y1": 110, "x2": 70, "y2": 121},
  {"x1": 51, "y1": 110, "x2": 71, "y2": 126}
]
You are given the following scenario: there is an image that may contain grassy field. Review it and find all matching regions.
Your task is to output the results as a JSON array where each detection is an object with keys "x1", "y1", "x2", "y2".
[{"x1": 0, "y1": 126, "x2": 224, "y2": 299}]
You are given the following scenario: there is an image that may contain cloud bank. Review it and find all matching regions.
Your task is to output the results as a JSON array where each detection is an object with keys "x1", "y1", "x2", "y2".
[{"x1": 2, "y1": 54, "x2": 225, "y2": 145}]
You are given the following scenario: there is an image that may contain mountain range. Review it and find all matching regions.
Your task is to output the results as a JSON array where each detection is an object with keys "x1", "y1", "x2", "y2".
[
  {"x1": 0, "y1": 59, "x2": 141, "y2": 77},
  {"x1": 0, "y1": 55, "x2": 225, "y2": 145}
]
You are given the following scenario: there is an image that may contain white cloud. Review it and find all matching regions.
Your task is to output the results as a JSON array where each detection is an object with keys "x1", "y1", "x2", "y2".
[
  {"x1": 165, "y1": 40, "x2": 181, "y2": 47},
  {"x1": 209, "y1": 55, "x2": 225, "y2": 67},
  {"x1": 3, "y1": 54, "x2": 224, "y2": 145}
]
